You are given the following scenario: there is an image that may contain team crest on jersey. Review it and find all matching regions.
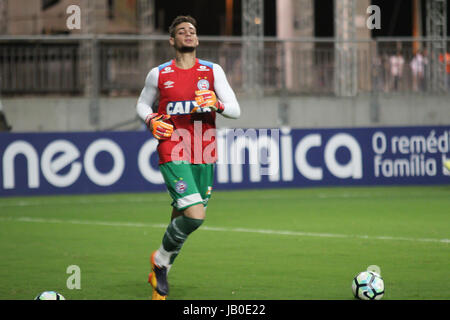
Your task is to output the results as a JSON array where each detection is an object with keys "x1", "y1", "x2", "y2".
[{"x1": 197, "y1": 79, "x2": 210, "y2": 90}]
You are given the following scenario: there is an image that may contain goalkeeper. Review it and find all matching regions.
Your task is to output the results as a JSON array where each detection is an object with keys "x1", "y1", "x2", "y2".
[{"x1": 136, "y1": 15, "x2": 240, "y2": 300}]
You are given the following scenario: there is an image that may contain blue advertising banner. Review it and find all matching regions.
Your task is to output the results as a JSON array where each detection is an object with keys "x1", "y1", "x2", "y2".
[{"x1": 1, "y1": 126, "x2": 449, "y2": 196}]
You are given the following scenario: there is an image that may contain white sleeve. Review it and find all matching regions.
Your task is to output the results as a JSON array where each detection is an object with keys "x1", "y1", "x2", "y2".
[
  {"x1": 213, "y1": 64, "x2": 241, "y2": 119},
  {"x1": 136, "y1": 67, "x2": 159, "y2": 121}
]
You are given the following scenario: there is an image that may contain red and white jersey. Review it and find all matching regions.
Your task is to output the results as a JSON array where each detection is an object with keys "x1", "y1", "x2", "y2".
[{"x1": 137, "y1": 58, "x2": 240, "y2": 164}]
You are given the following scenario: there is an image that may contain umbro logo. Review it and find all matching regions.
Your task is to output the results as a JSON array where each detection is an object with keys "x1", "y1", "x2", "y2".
[
  {"x1": 197, "y1": 65, "x2": 210, "y2": 72},
  {"x1": 161, "y1": 66, "x2": 174, "y2": 74},
  {"x1": 164, "y1": 81, "x2": 174, "y2": 89}
]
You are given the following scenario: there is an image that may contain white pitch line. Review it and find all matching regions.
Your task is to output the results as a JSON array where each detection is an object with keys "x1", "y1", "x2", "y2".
[
  {"x1": 0, "y1": 197, "x2": 170, "y2": 208},
  {"x1": 0, "y1": 191, "x2": 446, "y2": 208},
  {"x1": 0, "y1": 216, "x2": 448, "y2": 244}
]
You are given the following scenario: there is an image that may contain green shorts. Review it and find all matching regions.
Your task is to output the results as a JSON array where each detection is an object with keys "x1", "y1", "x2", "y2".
[{"x1": 159, "y1": 161, "x2": 215, "y2": 211}]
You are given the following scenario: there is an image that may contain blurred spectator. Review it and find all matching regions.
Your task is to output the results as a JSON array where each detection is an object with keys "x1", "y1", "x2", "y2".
[
  {"x1": 439, "y1": 52, "x2": 450, "y2": 90},
  {"x1": 371, "y1": 54, "x2": 383, "y2": 92},
  {"x1": 389, "y1": 51, "x2": 405, "y2": 91},
  {"x1": 422, "y1": 48, "x2": 429, "y2": 90},
  {"x1": 381, "y1": 53, "x2": 390, "y2": 92},
  {"x1": 410, "y1": 50, "x2": 426, "y2": 92},
  {"x1": 0, "y1": 99, "x2": 12, "y2": 132}
]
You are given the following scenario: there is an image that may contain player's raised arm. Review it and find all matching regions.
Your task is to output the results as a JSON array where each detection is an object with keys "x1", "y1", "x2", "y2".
[
  {"x1": 136, "y1": 67, "x2": 159, "y2": 121},
  {"x1": 212, "y1": 64, "x2": 241, "y2": 119}
]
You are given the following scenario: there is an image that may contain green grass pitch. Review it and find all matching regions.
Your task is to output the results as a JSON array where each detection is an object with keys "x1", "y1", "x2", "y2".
[{"x1": 0, "y1": 186, "x2": 449, "y2": 300}]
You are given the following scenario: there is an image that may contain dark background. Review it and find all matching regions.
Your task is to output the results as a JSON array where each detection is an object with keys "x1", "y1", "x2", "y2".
[{"x1": 155, "y1": 0, "x2": 450, "y2": 37}]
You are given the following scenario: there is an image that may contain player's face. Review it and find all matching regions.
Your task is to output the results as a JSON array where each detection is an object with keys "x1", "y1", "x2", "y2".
[{"x1": 170, "y1": 22, "x2": 199, "y2": 52}]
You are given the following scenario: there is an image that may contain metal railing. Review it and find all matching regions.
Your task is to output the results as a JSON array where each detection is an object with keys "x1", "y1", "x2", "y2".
[
  {"x1": 0, "y1": 35, "x2": 449, "y2": 97},
  {"x1": 0, "y1": 41, "x2": 81, "y2": 94}
]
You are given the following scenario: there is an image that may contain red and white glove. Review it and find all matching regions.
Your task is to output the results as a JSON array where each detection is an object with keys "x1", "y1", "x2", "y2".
[
  {"x1": 192, "y1": 90, "x2": 224, "y2": 113},
  {"x1": 145, "y1": 113, "x2": 173, "y2": 140}
]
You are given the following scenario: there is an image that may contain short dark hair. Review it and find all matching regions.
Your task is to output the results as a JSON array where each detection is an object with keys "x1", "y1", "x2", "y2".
[{"x1": 169, "y1": 15, "x2": 198, "y2": 37}]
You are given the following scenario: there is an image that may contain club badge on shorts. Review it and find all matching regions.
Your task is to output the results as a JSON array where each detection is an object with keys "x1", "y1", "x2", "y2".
[{"x1": 175, "y1": 180, "x2": 188, "y2": 194}]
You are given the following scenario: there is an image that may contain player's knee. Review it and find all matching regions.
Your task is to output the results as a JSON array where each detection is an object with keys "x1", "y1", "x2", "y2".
[{"x1": 184, "y1": 203, "x2": 205, "y2": 220}]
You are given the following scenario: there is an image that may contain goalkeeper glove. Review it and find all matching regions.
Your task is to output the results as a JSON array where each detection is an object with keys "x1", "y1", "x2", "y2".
[
  {"x1": 145, "y1": 113, "x2": 174, "y2": 140},
  {"x1": 192, "y1": 90, "x2": 224, "y2": 113}
]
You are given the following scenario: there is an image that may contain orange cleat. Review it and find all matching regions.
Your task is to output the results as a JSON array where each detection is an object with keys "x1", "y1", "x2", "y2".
[{"x1": 148, "y1": 251, "x2": 169, "y2": 300}]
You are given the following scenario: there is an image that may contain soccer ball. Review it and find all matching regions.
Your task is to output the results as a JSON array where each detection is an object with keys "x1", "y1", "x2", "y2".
[
  {"x1": 352, "y1": 271, "x2": 385, "y2": 300},
  {"x1": 35, "y1": 291, "x2": 65, "y2": 300}
]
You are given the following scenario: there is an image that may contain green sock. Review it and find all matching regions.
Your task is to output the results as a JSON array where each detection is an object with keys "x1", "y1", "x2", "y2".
[{"x1": 161, "y1": 215, "x2": 204, "y2": 264}]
